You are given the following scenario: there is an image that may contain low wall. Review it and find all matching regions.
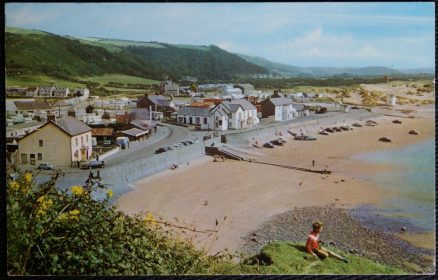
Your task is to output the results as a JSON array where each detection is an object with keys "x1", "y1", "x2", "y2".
[
  {"x1": 223, "y1": 110, "x2": 378, "y2": 146},
  {"x1": 99, "y1": 147, "x2": 120, "y2": 160},
  {"x1": 99, "y1": 141, "x2": 206, "y2": 198}
]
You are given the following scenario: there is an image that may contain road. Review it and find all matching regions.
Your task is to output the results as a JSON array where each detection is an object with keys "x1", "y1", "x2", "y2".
[
  {"x1": 41, "y1": 123, "x2": 194, "y2": 192},
  {"x1": 105, "y1": 123, "x2": 194, "y2": 166}
]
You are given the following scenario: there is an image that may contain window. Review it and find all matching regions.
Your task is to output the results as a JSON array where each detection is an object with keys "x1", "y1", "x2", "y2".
[
  {"x1": 76, "y1": 138, "x2": 78, "y2": 146},
  {"x1": 204, "y1": 118, "x2": 208, "y2": 124},
  {"x1": 81, "y1": 136, "x2": 84, "y2": 144},
  {"x1": 38, "y1": 153, "x2": 42, "y2": 160},
  {"x1": 219, "y1": 120, "x2": 223, "y2": 125},
  {"x1": 86, "y1": 135, "x2": 89, "y2": 143},
  {"x1": 39, "y1": 140, "x2": 43, "y2": 147}
]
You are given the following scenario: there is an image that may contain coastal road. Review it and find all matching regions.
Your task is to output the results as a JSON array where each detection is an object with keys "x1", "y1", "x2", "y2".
[
  {"x1": 104, "y1": 123, "x2": 194, "y2": 166},
  {"x1": 46, "y1": 123, "x2": 194, "y2": 191}
]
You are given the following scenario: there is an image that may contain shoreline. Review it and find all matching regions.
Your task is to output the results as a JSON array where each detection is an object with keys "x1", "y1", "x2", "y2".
[{"x1": 116, "y1": 107, "x2": 434, "y2": 258}]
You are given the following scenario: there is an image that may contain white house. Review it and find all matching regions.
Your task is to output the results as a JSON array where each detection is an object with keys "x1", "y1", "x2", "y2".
[
  {"x1": 38, "y1": 86, "x2": 55, "y2": 97},
  {"x1": 53, "y1": 87, "x2": 70, "y2": 98},
  {"x1": 221, "y1": 99, "x2": 260, "y2": 129},
  {"x1": 176, "y1": 106, "x2": 212, "y2": 130},
  {"x1": 261, "y1": 97, "x2": 298, "y2": 121}
]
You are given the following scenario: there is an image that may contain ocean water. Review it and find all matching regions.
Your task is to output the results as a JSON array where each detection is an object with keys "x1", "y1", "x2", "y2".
[{"x1": 352, "y1": 139, "x2": 435, "y2": 232}]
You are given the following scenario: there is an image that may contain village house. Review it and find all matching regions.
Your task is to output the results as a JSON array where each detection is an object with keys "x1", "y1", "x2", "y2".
[
  {"x1": 221, "y1": 99, "x2": 260, "y2": 129},
  {"x1": 38, "y1": 85, "x2": 55, "y2": 97},
  {"x1": 261, "y1": 97, "x2": 298, "y2": 121},
  {"x1": 26, "y1": 86, "x2": 39, "y2": 97},
  {"x1": 160, "y1": 80, "x2": 180, "y2": 96},
  {"x1": 136, "y1": 93, "x2": 177, "y2": 119},
  {"x1": 53, "y1": 87, "x2": 70, "y2": 98},
  {"x1": 176, "y1": 106, "x2": 212, "y2": 130},
  {"x1": 18, "y1": 116, "x2": 92, "y2": 167},
  {"x1": 6, "y1": 86, "x2": 28, "y2": 97}
]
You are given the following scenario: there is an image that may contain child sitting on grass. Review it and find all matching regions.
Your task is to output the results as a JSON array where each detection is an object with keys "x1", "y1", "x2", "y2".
[{"x1": 306, "y1": 221, "x2": 349, "y2": 263}]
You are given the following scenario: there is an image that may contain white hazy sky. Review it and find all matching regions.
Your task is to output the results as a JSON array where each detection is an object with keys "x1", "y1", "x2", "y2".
[{"x1": 5, "y1": 2, "x2": 435, "y2": 68}]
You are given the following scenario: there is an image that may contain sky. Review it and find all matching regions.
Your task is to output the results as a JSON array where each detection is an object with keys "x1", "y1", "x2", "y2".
[{"x1": 5, "y1": 2, "x2": 435, "y2": 69}]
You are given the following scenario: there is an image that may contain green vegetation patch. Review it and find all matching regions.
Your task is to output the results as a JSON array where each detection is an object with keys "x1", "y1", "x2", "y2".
[
  {"x1": 244, "y1": 242, "x2": 406, "y2": 275},
  {"x1": 81, "y1": 74, "x2": 159, "y2": 86},
  {"x1": 6, "y1": 74, "x2": 86, "y2": 88}
]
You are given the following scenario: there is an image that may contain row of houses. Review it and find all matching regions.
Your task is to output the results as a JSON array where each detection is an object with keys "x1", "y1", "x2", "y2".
[{"x1": 6, "y1": 86, "x2": 89, "y2": 99}]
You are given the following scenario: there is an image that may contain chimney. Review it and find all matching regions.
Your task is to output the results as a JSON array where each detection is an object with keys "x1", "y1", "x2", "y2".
[
  {"x1": 144, "y1": 93, "x2": 148, "y2": 97},
  {"x1": 47, "y1": 114, "x2": 56, "y2": 123}
]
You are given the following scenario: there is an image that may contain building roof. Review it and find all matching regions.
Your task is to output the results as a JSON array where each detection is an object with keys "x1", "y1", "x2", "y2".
[
  {"x1": 91, "y1": 127, "x2": 114, "y2": 136},
  {"x1": 130, "y1": 120, "x2": 156, "y2": 130},
  {"x1": 6, "y1": 121, "x2": 44, "y2": 132},
  {"x1": 52, "y1": 117, "x2": 91, "y2": 136},
  {"x1": 14, "y1": 100, "x2": 52, "y2": 110},
  {"x1": 270, "y1": 97, "x2": 291, "y2": 106},
  {"x1": 291, "y1": 103, "x2": 306, "y2": 111},
  {"x1": 229, "y1": 99, "x2": 256, "y2": 110},
  {"x1": 177, "y1": 106, "x2": 211, "y2": 117},
  {"x1": 120, "y1": 128, "x2": 149, "y2": 137}
]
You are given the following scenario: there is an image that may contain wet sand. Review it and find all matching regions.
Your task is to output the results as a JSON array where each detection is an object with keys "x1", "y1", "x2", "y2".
[{"x1": 117, "y1": 108, "x2": 434, "y2": 255}]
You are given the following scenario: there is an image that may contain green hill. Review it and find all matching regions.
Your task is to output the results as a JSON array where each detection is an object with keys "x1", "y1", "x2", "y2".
[
  {"x1": 5, "y1": 27, "x2": 267, "y2": 82},
  {"x1": 237, "y1": 53, "x2": 404, "y2": 77}
]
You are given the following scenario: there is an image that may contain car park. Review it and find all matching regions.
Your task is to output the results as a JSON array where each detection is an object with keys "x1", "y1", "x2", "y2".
[{"x1": 37, "y1": 162, "x2": 55, "y2": 170}]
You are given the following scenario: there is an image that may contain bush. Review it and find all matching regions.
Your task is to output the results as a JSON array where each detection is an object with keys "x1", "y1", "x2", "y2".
[{"x1": 7, "y1": 171, "x2": 242, "y2": 275}]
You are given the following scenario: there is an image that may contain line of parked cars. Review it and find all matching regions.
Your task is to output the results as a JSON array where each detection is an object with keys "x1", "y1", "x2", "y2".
[
  {"x1": 80, "y1": 160, "x2": 105, "y2": 169},
  {"x1": 155, "y1": 139, "x2": 200, "y2": 154}
]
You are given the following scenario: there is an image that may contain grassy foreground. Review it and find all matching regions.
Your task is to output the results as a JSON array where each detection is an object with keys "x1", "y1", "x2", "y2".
[{"x1": 244, "y1": 241, "x2": 406, "y2": 275}]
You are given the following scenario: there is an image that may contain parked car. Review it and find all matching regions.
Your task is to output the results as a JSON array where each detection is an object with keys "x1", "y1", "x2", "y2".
[
  {"x1": 270, "y1": 139, "x2": 284, "y2": 146},
  {"x1": 165, "y1": 146, "x2": 173, "y2": 151},
  {"x1": 324, "y1": 127, "x2": 334, "y2": 133},
  {"x1": 319, "y1": 130, "x2": 329, "y2": 135},
  {"x1": 155, "y1": 147, "x2": 166, "y2": 154},
  {"x1": 173, "y1": 143, "x2": 181, "y2": 148},
  {"x1": 37, "y1": 162, "x2": 55, "y2": 170},
  {"x1": 186, "y1": 140, "x2": 194, "y2": 145},
  {"x1": 352, "y1": 123, "x2": 362, "y2": 127},
  {"x1": 80, "y1": 160, "x2": 105, "y2": 169},
  {"x1": 263, "y1": 142, "x2": 275, "y2": 148},
  {"x1": 180, "y1": 142, "x2": 188, "y2": 146}
]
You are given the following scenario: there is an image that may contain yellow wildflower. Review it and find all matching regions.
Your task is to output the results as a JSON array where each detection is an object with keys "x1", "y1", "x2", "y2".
[
  {"x1": 9, "y1": 181, "x2": 20, "y2": 191},
  {"x1": 24, "y1": 172, "x2": 32, "y2": 183},
  {"x1": 69, "y1": 209, "x2": 80, "y2": 216},
  {"x1": 70, "y1": 186, "x2": 85, "y2": 197},
  {"x1": 36, "y1": 196, "x2": 53, "y2": 217},
  {"x1": 144, "y1": 212, "x2": 157, "y2": 225},
  {"x1": 106, "y1": 189, "x2": 113, "y2": 198},
  {"x1": 68, "y1": 209, "x2": 80, "y2": 221},
  {"x1": 57, "y1": 212, "x2": 69, "y2": 221},
  {"x1": 37, "y1": 195, "x2": 45, "y2": 203}
]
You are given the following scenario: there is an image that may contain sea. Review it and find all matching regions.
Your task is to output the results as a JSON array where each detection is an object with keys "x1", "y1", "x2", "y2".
[{"x1": 351, "y1": 139, "x2": 435, "y2": 235}]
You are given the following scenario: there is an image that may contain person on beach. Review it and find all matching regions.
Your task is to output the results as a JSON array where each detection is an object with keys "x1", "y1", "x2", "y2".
[{"x1": 305, "y1": 221, "x2": 349, "y2": 263}]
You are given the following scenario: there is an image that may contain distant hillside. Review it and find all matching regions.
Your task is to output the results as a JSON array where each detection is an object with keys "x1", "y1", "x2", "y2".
[
  {"x1": 237, "y1": 54, "x2": 409, "y2": 77},
  {"x1": 5, "y1": 27, "x2": 267, "y2": 81},
  {"x1": 5, "y1": 28, "x2": 160, "y2": 79},
  {"x1": 82, "y1": 37, "x2": 267, "y2": 80}
]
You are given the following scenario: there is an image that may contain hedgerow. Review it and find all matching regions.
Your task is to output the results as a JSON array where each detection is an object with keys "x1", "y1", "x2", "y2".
[{"x1": 6, "y1": 170, "x2": 243, "y2": 275}]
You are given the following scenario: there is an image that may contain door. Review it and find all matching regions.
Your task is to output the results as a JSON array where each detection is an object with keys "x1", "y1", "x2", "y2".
[
  {"x1": 81, "y1": 149, "x2": 86, "y2": 161},
  {"x1": 21, "y1": 153, "x2": 27, "y2": 164},
  {"x1": 30, "y1": 154, "x2": 36, "y2": 165}
]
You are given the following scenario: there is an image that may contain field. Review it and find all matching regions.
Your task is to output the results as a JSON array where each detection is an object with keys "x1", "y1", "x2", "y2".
[
  {"x1": 79, "y1": 74, "x2": 159, "y2": 86},
  {"x1": 6, "y1": 74, "x2": 86, "y2": 88}
]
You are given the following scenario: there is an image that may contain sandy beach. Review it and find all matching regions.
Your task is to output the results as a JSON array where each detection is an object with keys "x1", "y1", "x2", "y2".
[{"x1": 117, "y1": 105, "x2": 435, "y2": 255}]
